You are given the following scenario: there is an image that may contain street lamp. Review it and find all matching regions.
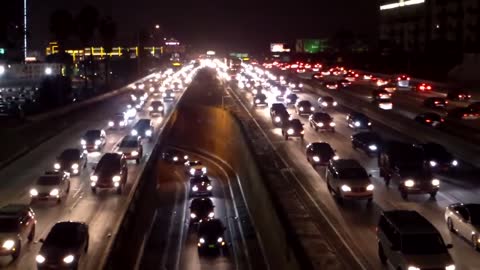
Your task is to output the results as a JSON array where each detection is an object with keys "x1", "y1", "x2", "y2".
[
  {"x1": 45, "y1": 67, "x2": 53, "y2": 75},
  {"x1": 155, "y1": 24, "x2": 160, "y2": 29}
]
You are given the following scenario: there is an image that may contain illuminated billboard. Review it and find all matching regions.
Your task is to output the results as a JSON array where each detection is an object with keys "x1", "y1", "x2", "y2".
[
  {"x1": 270, "y1": 43, "x2": 290, "y2": 53},
  {"x1": 296, "y1": 39, "x2": 327, "y2": 54}
]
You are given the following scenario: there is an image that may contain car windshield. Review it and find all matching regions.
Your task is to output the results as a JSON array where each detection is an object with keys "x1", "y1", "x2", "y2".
[
  {"x1": 323, "y1": 97, "x2": 333, "y2": 102},
  {"x1": 271, "y1": 104, "x2": 285, "y2": 111},
  {"x1": 191, "y1": 176, "x2": 210, "y2": 184},
  {"x1": 0, "y1": 218, "x2": 18, "y2": 232},
  {"x1": 97, "y1": 155, "x2": 120, "y2": 170},
  {"x1": 119, "y1": 139, "x2": 138, "y2": 148},
  {"x1": 59, "y1": 149, "x2": 79, "y2": 160},
  {"x1": 299, "y1": 101, "x2": 311, "y2": 106},
  {"x1": 310, "y1": 143, "x2": 333, "y2": 153},
  {"x1": 134, "y1": 120, "x2": 150, "y2": 129},
  {"x1": 151, "y1": 101, "x2": 162, "y2": 106},
  {"x1": 37, "y1": 176, "x2": 61, "y2": 185},
  {"x1": 313, "y1": 113, "x2": 331, "y2": 121},
  {"x1": 338, "y1": 168, "x2": 368, "y2": 179},
  {"x1": 353, "y1": 114, "x2": 368, "y2": 121},
  {"x1": 199, "y1": 220, "x2": 223, "y2": 234},
  {"x1": 401, "y1": 234, "x2": 447, "y2": 254},
  {"x1": 85, "y1": 130, "x2": 100, "y2": 139},
  {"x1": 423, "y1": 144, "x2": 448, "y2": 155},
  {"x1": 46, "y1": 224, "x2": 83, "y2": 248},
  {"x1": 290, "y1": 120, "x2": 302, "y2": 128}
]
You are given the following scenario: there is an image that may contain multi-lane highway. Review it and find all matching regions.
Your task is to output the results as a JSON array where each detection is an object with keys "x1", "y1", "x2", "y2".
[
  {"x1": 228, "y1": 64, "x2": 480, "y2": 270},
  {"x1": 0, "y1": 66, "x2": 197, "y2": 269}
]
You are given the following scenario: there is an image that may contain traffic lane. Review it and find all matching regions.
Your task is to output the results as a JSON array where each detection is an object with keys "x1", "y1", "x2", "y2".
[{"x1": 244, "y1": 88, "x2": 480, "y2": 269}]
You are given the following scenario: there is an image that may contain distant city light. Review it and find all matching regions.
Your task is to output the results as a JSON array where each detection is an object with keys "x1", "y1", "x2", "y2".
[
  {"x1": 0, "y1": 66, "x2": 5, "y2": 75},
  {"x1": 45, "y1": 67, "x2": 53, "y2": 75},
  {"x1": 380, "y1": 0, "x2": 425, "y2": 10},
  {"x1": 155, "y1": 24, "x2": 160, "y2": 29},
  {"x1": 206, "y1": 50, "x2": 216, "y2": 56}
]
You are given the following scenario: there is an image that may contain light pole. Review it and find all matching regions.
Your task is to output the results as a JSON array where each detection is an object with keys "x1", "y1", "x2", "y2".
[{"x1": 24, "y1": 0, "x2": 28, "y2": 61}]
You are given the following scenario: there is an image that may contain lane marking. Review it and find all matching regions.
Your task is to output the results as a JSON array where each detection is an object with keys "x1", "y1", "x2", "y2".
[
  {"x1": 174, "y1": 171, "x2": 188, "y2": 270},
  {"x1": 160, "y1": 181, "x2": 182, "y2": 269}
]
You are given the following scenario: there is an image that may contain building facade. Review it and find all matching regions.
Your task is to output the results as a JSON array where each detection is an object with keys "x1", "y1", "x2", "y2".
[{"x1": 379, "y1": 0, "x2": 480, "y2": 53}]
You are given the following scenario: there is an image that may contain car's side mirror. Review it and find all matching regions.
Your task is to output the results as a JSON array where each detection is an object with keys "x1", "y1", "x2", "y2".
[{"x1": 446, "y1": 244, "x2": 453, "y2": 249}]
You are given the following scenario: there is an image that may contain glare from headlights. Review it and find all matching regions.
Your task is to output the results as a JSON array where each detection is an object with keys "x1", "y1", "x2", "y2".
[
  {"x1": 287, "y1": 128, "x2": 294, "y2": 135},
  {"x1": 333, "y1": 101, "x2": 338, "y2": 106},
  {"x1": 71, "y1": 163, "x2": 79, "y2": 170},
  {"x1": 274, "y1": 116, "x2": 281, "y2": 123},
  {"x1": 329, "y1": 122, "x2": 336, "y2": 127},
  {"x1": 429, "y1": 160, "x2": 437, "y2": 167},
  {"x1": 451, "y1": 160, "x2": 458, "y2": 166},
  {"x1": 310, "y1": 106, "x2": 315, "y2": 111},
  {"x1": 54, "y1": 163, "x2": 61, "y2": 170},
  {"x1": 217, "y1": 237, "x2": 223, "y2": 243},
  {"x1": 81, "y1": 139, "x2": 86, "y2": 145},
  {"x1": 445, "y1": 264, "x2": 456, "y2": 270},
  {"x1": 131, "y1": 151, "x2": 139, "y2": 156},
  {"x1": 333, "y1": 155, "x2": 339, "y2": 160},
  {"x1": 95, "y1": 140, "x2": 101, "y2": 145},
  {"x1": 341, "y1": 185, "x2": 351, "y2": 192},
  {"x1": 366, "y1": 184, "x2": 374, "y2": 191},
  {"x1": 318, "y1": 122, "x2": 324, "y2": 127},
  {"x1": 108, "y1": 121, "x2": 114, "y2": 127},
  {"x1": 255, "y1": 99, "x2": 260, "y2": 104},
  {"x1": 192, "y1": 185, "x2": 199, "y2": 192},
  {"x1": 432, "y1": 179, "x2": 440, "y2": 186},
  {"x1": 208, "y1": 212, "x2": 215, "y2": 218},
  {"x1": 312, "y1": 156, "x2": 320, "y2": 162},
  {"x1": 63, "y1": 254, "x2": 75, "y2": 264},
  {"x1": 146, "y1": 130, "x2": 152, "y2": 136},
  {"x1": 30, "y1": 189, "x2": 38, "y2": 196},
  {"x1": 199, "y1": 238, "x2": 205, "y2": 244},
  {"x1": 148, "y1": 106, "x2": 153, "y2": 111},
  {"x1": 369, "y1": 145, "x2": 377, "y2": 151},
  {"x1": 90, "y1": 175, "x2": 98, "y2": 182},
  {"x1": 407, "y1": 267, "x2": 420, "y2": 270},
  {"x1": 190, "y1": 213, "x2": 197, "y2": 219},
  {"x1": 189, "y1": 168, "x2": 195, "y2": 175},
  {"x1": 49, "y1": 189, "x2": 59, "y2": 196},
  {"x1": 404, "y1": 180, "x2": 415, "y2": 187},
  {"x1": 36, "y1": 254, "x2": 46, "y2": 264},
  {"x1": 112, "y1": 175, "x2": 121, "y2": 182},
  {"x1": 299, "y1": 107, "x2": 304, "y2": 111},
  {"x1": 2, "y1": 239, "x2": 15, "y2": 250},
  {"x1": 322, "y1": 101, "x2": 328, "y2": 106},
  {"x1": 131, "y1": 129, "x2": 138, "y2": 136},
  {"x1": 354, "y1": 121, "x2": 361, "y2": 127},
  {"x1": 207, "y1": 185, "x2": 213, "y2": 191}
]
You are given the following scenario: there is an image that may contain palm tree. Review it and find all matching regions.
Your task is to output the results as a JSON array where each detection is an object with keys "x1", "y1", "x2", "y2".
[
  {"x1": 99, "y1": 16, "x2": 117, "y2": 88},
  {"x1": 76, "y1": 5, "x2": 99, "y2": 90}
]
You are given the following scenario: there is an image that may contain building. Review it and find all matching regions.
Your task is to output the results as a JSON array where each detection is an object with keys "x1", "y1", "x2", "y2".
[{"x1": 379, "y1": 0, "x2": 480, "y2": 53}]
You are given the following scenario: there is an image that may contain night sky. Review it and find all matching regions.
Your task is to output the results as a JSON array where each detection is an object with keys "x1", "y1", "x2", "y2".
[{"x1": 30, "y1": 0, "x2": 378, "y2": 52}]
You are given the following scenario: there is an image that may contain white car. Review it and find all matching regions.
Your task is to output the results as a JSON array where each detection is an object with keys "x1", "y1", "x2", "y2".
[
  {"x1": 445, "y1": 203, "x2": 480, "y2": 250},
  {"x1": 184, "y1": 160, "x2": 207, "y2": 176},
  {"x1": 326, "y1": 159, "x2": 373, "y2": 204},
  {"x1": 30, "y1": 171, "x2": 70, "y2": 204}
]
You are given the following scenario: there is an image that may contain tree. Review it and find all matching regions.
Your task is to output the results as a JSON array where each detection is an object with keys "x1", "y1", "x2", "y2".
[
  {"x1": 76, "y1": 5, "x2": 99, "y2": 90},
  {"x1": 99, "y1": 16, "x2": 117, "y2": 88},
  {"x1": 49, "y1": 9, "x2": 74, "y2": 51}
]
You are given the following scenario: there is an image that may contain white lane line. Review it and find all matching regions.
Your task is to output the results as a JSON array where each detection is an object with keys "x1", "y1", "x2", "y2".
[
  {"x1": 174, "y1": 171, "x2": 188, "y2": 270},
  {"x1": 228, "y1": 85, "x2": 369, "y2": 270},
  {"x1": 160, "y1": 181, "x2": 182, "y2": 269}
]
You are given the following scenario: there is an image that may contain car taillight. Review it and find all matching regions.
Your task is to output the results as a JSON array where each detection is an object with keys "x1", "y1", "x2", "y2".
[
  {"x1": 441, "y1": 118, "x2": 444, "y2": 122},
  {"x1": 426, "y1": 119, "x2": 431, "y2": 123},
  {"x1": 427, "y1": 86, "x2": 432, "y2": 90},
  {"x1": 434, "y1": 101, "x2": 439, "y2": 104},
  {"x1": 463, "y1": 114, "x2": 468, "y2": 117},
  {"x1": 445, "y1": 101, "x2": 449, "y2": 104},
  {"x1": 407, "y1": 77, "x2": 410, "y2": 80}
]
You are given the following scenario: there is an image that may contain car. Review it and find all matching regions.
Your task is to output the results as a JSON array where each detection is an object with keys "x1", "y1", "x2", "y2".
[
  {"x1": 346, "y1": 112, "x2": 372, "y2": 129},
  {"x1": 54, "y1": 148, "x2": 87, "y2": 175},
  {"x1": 447, "y1": 107, "x2": 480, "y2": 120},
  {"x1": 124, "y1": 104, "x2": 137, "y2": 120},
  {"x1": 326, "y1": 159, "x2": 374, "y2": 204},
  {"x1": 36, "y1": 221, "x2": 89, "y2": 270},
  {"x1": 251, "y1": 86, "x2": 268, "y2": 95},
  {"x1": 115, "y1": 136, "x2": 143, "y2": 164},
  {"x1": 253, "y1": 93, "x2": 268, "y2": 107},
  {"x1": 281, "y1": 119, "x2": 304, "y2": 140},
  {"x1": 338, "y1": 79, "x2": 351, "y2": 88},
  {"x1": 172, "y1": 81, "x2": 183, "y2": 92},
  {"x1": 30, "y1": 171, "x2": 70, "y2": 204},
  {"x1": 189, "y1": 175, "x2": 213, "y2": 196},
  {"x1": 371, "y1": 89, "x2": 391, "y2": 102},
  {"x1": 161, "y1": 149, "x2": 189, "y2": 164},
  {"x1": 131, "y1": 119, "x2": 154, "y2": 140},
  {"x1": 284, "y1": 93, "x2": 298, "y2": 106},
  {"x1": 90, "y1": 153, "x2": 128, "y2": 194},
  {"x1": 287, "y1": 82, "x2": 303, "y2": 92},
  {"x1": 185, "y1": 160, "x2": 207, "y2": 176},
  {"x1": 148, "y1": 100, "x2": 164, "y2": 116},
  {"x1": 271, "y1": 109, "x2": 291, "y2": 127},
  {"x1": 0, "y1": 204, "x2": 36, "y2": 261},
  {"x1": 197, "y1": 219, "x2": 226, "y2": 253},
  {"x1": 308, "y1": 112, "x2": 335, "y2": 132},
  {"x1": 80, "y1": 129, "x2": 106, "y2": 152},
  {"x1": 377, "y1": 210, "x2": 455, "y2": 270},
  {"x1": 108, "y1": 113, "x2": 127, "y2": 129},
  {"x1": 305, "y1": 142, "x2": 337, "y2": 166},
  {"x1": 270, "y1": 103, "x2": 287, "y2": 117},
  {"x1": 295, "y1": 100, "x2": 314, "y2": 116},
  {"x1": 423, "y1": 97, "x2": 448, "y2": 109},
  {"x1": 395, "y1": 74, "x2": 411, "y2": 88},
  {"x1": 324, "y1": 81, "x2": 339, "y2": 90},
  {"x1": 414, "y1": 112, "x2": 444, "y2": 127},
  {"x1": 351, "y1": 131, "x2": 383, "y2": 156},
  {"x1": 162, "y1": 89, "x2": 176, "y2": 102},
  {"x1": 317, "y1": 96, "x2": 337, "y2": 108},
  {"x1": 345, "y1": 72, "x2": 359, "y2": 82},
  {"x1": 467, "y1": 101, "x2": 480, "y2": 111},
  {"x1": 397, "y1": 169, "x2": 439, "y2": 200},
  {"x1": 375, "y1": 98, "x2": 393, "y2": 110},
  {"x1": 416, "y1": 82, "x2": 433, "y2": 91},
  {"x1": 417, "y1": 142, "x2": 458, "y2": 171},
  {"x1": 190, "y1": 198, "x2": 215, "y2": 224},
  {"x1": 445, "y1": 203, "x2": 480, "y2": 250},
  {"x1": 447, "y1": 89, "x2": 471, "y2": 101}
]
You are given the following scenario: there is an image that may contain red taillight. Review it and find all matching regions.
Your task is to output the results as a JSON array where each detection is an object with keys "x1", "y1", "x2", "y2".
[
  {"x1": 445, "y1": 101, "x2": 449, "y2": 104},
  {"x1": 397, "y1": 77, "x2": 401, "y2": 81},
  {"x1": 468, "y1": 95, "x2": 472, "y2": 98},
  {"x1": 463, "y1": 114, "x2": 468, "y2": 117},
  {"x1": 407, "y1": 77, "x2": 411, "y2": 80},
  {"x1": 426, "y1": 119, "x2": 431, "y2": 123},
  {"x1": 434, "y1": 101, "x2": 439, "y2": 104},
  {"x1": 459, "y1": 95, "x2": 463, "y2": 98},
  {"x1": 427, "y1": 86, "x2": 432, "y2": 90},
  {"x1": 355, "y1": 74, "x2": 359, "y2": 77},
  {"x1": 441, "y1": 118, "x2": 444, "y2": 122}
]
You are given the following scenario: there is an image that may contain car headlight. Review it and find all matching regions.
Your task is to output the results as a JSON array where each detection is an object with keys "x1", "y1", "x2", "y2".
[
  {"x1": 217, "y1": 237, "x2": 223, "y2": 243},
  {"x1": 131, "y1": 151, "x2": 139, "y2": 156},
  {"x1": 299, "y1": 83, "x2": 303, "y2": 87},
  {"x1": 329, "y1": 122, "x2": 335, "y2": 127},
  {"x1": 189, "y1": 168, "x2": 196, "y2": 175},
  {"x1": 113, "y1": 175, "x2": 121, "y2": 182},
  {"x1": 451, "y1": 160, "x2": 458, "y2": 166},
  {"x1": 310, "y1": 106, "x2": 315, "y2": 111},
  {"x1": 299, "y1": 107, "x2": 304, "y2": 111},
  {"x1": 404, "y1": 180, "x2": 415, "y2": 187},
  {"x1": 36, "y1": 254, "x2": 46, "y2": 264},
  {"x1": 322, "y1": 102, "x2": 327, "y2": 106},
  {"x1": 63, "y1": 254, "x2": 75, "y2": 264},
  {"x1": 90, "y1": 175, "x2": 98, "y2": 182},
  {"x1": 368, "y1": 145, "x2": 377, "y2": 151},
  {"x1": 341, "y1": 185, "x2": 351, "y2": 192},
  {"x1": 2, "y1": 239, "x2": 15, "y2": 250},
  {"x1": 255, "y1": 99, "x2": 260, "y2": 104},
  {"x1": 148, "y1": 106, "x2": 154, "y2": 111},
  {"x1": 71, "y1": 163, "x2": 79, "y2": 170},
  {"x1": 333, "y1": 102, "x2": 338, "y2": 106},
  {"x1": 333, "y1": 155, "x2": 340, "y2": 160},
  {"x1": 202, "y1": 167, "x2": 207, "y2": 173},
  {"x1": 95, "y1": 140, "x2": 101, "y2": 145},
  {"x1": 429, "y1": 160, "x2": 437, "y2": 167},
  {"x1": 81, "y1": 139, "x2": 86, "y2": 145},
  {"x1": 192, "y1": 185, "x2": 199, "y2": 191},
  {"x1": 312, "y1": 156, "x2": 320, "y2": 162},
  {"x1": 274, "y1": 116, "x2": 281, "y2": 123},
  {"x1": 207, "y1": 185, "x2": 213, "y2": 191},
  {"x1": 199, "y1": 238, "x2": 205, "y2": 244},
  {"x1": 190, "y1": 213, "x2": 197, "y2": 219},
  {"x1": 54, "y1": 163, "x2": 61, "y2": 170},
  {"x1": 366, "y1": 184, "x2": 374, "y2": 191},
  {"x1": 445, "y1": 264, "x2": 455, "y2": 270},
  {"x1": 162, "y1": 93, "x2": 167, "y2": 97},
  {"x1": 208, "y1": 212, "x2": 215, "y2": 218},
  {"x1": 146, "y1": 130, "x2": 152, "y2": 136},
  {"x1": 131, "y1": 129, "x2": 138, "y2": 136},
  {"x1": 286, "y1": 98, "x2": 291, "y2": 103},
  {"x1": 318, "y1": 122, "x2": 324, "y2": 127},
  {"x1": 287, "y1": 128, "x2": 294, "y2": 135},
  {"x1": 158, "y1": 106, "x2": 163, "y2": 111},
  {"x1": 432, "y1": 179, "x2": 440, "y2": 186},
  {"x1": 184, "y1": 155, "x2": 189, "y2": 160},
  {"x1": 408, "y1": 266, "x2": 420, "y2": 270},
  {"x1": 354, "y1": 121, "x2": 361, "y2": 127},
  {"x1": 50, "y1": 189, "x2": 59, "y2": 196},
  {"x1": 30, "y1": 189, "x2": 38, "y2": 196},
  {"x1": 368, "y1": 122, "x2": 372, "y2": 126},
  {"x1": 108, "y1": 121, "x2": 114, "y2": 127}
]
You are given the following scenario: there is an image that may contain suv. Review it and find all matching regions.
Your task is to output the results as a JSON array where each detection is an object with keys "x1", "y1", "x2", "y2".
[
  {"x1": 326, "y1": 159, "x2": 374, "y2": 204},
  {"x1": 90, "y1": 153, "x2": 128, "y2": 194},
  {"x1": 281, "y1": 119, "x2": 304, "y2": 140},
  {"x1": 115, "y1": 136, "x2": 143, "y2": 164},
  {"x1": 377, "y1": 210, "x2": 455, "y2": 270},
  {"x1": 0, "y1": 204, "x2": 36, "y2": 261}
]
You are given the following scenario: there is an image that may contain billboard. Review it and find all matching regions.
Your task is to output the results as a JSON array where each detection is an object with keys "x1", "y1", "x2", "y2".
[
  {"x1": 270, "y1": 43, "x2": 290, "y2": 53},
  {"x1": 295, "y1": 39, "x2": 327, "y2": 54}
]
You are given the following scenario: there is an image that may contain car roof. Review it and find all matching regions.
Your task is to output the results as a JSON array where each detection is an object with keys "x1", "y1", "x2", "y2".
[
  {"x1": 382, "y1": 210, "x2": 438, "y2": 234},
  {"x1": 330, "y1": 159, "x2": 362, "y2": 169},
  {"x1": 121, "y1": 135, "x2": 140, "y2": 142},
  {"x1": 0, "y1": 204, "x2": 30, "y2": 216}
]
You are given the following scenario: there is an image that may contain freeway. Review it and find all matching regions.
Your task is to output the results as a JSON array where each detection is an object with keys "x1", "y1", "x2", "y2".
[
  {"x1": 0, "y1": 66, "x2": 195, "y2": 269},
  {"x1": 230, "y1": 66, "x2": 480, "y2": 269}
]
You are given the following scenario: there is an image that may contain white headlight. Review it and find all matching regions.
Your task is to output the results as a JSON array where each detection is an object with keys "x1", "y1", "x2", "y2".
[
  {"x1": 192, "y1": 185, "x2": 199, "y2": 191},
  {"x1": 49, "y1": 189, "x2": 59, "y2": 196},
  {"x1": 90, "y1": 175, "x2": 98, "y2": 182},
  {"x1": 202, "y1": 167, "x2": 207, "y2": 173},
  {"x1": 71, "y1": 163, "x2": 79, "y2": 169},
  {"x1": 148, "y1": 106, "x2": 154, "y2": 111},
  {"x1": 407, "y1": 267, "x2": 420, "y2": 270},
  {"x1": 131, "y1": 129, "x2": 138, "y2": 136},
  {"x1": 113, "y1": 175, "x2": 121, "y2": 182},
  {"x1": 2, "y1": 240, "x2": 15, "y2": 250},
  {"x1": 333, "y1": 155, "x2": 340, "y2": 160},
  {"x1": 286, "y1": 98, "x2": 291, "y2": 103},
  {"x1": 208, "y1": 212, "x2": 215, "y2": 218},
  {"x1": 255, "y1": 99, "x2": 260, "y2": 104},
  {"x1": 199, "y1": 238, "x2": 205, "y2": 244},
  {"x1": 36, "y1": 254, "x2": 46, "y2": 264},
  {"x1": 451, "y1": 160, "x2": 458, "y2": 166},
  {"x1": 432, "y1": 179, "x2": 440, "y2": 186},
  {"x1": 274, "y1": 116, "x2": 281, "y2": 123},
  {"x1": 207, "y1": 185, "x2": 213, "y2": 191},
  {"x1": 30, "y1": 189, "x2": 38, "y2": 196},
  {"x1": 429, "y1": 160, "x2": 437, "y2": 167},
  {"x1": 341, "y1": 185, "x2": 351, "y2": 192},
  {"x1": 287, "y1": 128, "x2": 294, "y2": 135},
  {"x1": 317, "y1": 122, "x2": 324, "y2": 127},
  {"x1": 217, "y1": 237, "x2": 223, "y2": 243},
  {"x1": 368, "y1": 145, "x2": 377, "y2": 151},
  {"x1": 190, "y1": 213, "x2": 197, "y2": 219},
  {"x1": 63, "y1": 254, "x2": 75, "y2": 264},
  {"x1": 354, "y1": 121, "x2": 361, "y2": 127},
  {"x1": 131, "y1": 151, "x2": 139, "y2": 156},
  {"x1": 368, "y1": 122, "x2": 372, "y2": 126},
  {"x1": 312, "y1": 156, "x2": 320, "y2": 162},
  {"x1": 54, "y1": 163, "x2": 61, "y2": 170},
  {"x1": 366, "y1": 184, "x2": 374, "y2": 191},
  {"x1": 95, "y1": 140, "x2": 101, "y2": 145},
  {"x1": 310, "y1": 106, "x2": 315, "y2": 111},
  {"x1": 445, "y1": 264, "x2": 455, "y2": 270},
  {"x1": 146, "y1": 130, "x2": 152, "y2": 136},
  {"x1": 299, "y1": 107, "x2": 304, "y2": 111},
  {"x1": 81, "y1": 139, "x2": 86, "y2": 145},
  {"x1": 329, "y1": 122, "x2": 336, "y2": 127},
  {"x1": 333, "y1": 102, "x2": 338, "y2": 106},
  {"x1": 189, "y1": 168, "x2": 195, "y2": 175},
  {"x1": 322, "y1": 102, "x2": 328, "y2": 106},
  {"x1": 108, "y1": 121, "x2": 114, "y2": 127},
  {"x1": 404, "y1": 180, "x2": 415, "y2": 187}
]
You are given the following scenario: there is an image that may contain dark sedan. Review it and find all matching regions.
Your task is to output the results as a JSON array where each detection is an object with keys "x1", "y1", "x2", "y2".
[
  {"x1": 308, "y1": 112, "x2": 335, "y2": 132},
  {"x1": 189, "y1": 198, "x2": 215, "y2": 224},
  {"x1": 295, "y1": 100, "x2": 314, "y2": 116},
  {"x1": 306, "y1": 142, "x2": 337, "y2": 166},
  {"x1": 351, "y1": 131, "x2": 383, "y2": 156},
  {"x1": 415, "y1": 112, "x2": 444, "y2": 127},
  {"x1": 423, "y1": 97, "x2": 448, "y2": 109},
  {"x1": 54, "y1": 149, "x2": 87, "y2": 175},
  {"x1": 346, "y1": 112, "x2": 372, "y2": 130},
  {"x1": 417, "y1": 143, "x2": 458, "y2": 172},
  {"x1": 281, "y1": 119, "x2": 304, "y2": 140}
]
